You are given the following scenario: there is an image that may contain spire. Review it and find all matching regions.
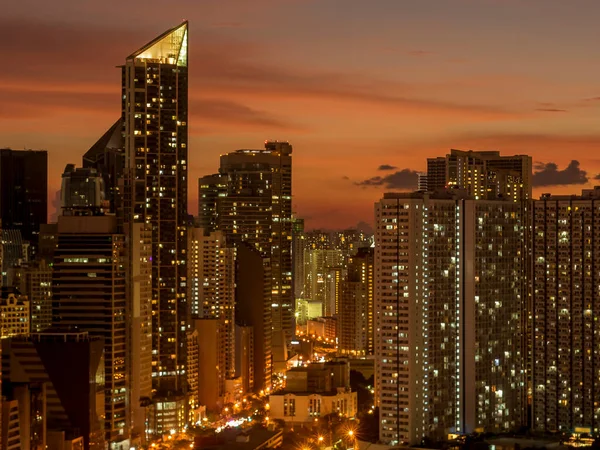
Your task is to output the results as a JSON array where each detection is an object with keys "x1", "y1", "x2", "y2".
[{"x1": 127, "y1": 21, "x2": 188, "y2": 67}]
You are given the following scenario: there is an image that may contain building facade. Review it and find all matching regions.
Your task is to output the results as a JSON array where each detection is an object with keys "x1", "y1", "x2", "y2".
[
  {"x1": 532, "y1": 187, "x2": 600, "y2": 434},
  {"x1": 12, "y1": 260, "x2": 53, "y2": 332},
  {"x1": 375, "y1": 192, "x2": 525, "y2": 445},
  {"x1": 339, "y1": 247, "x2": 374, "y2": 356},
  {"x1": 188, "y1": 228, "x2": 235, "y2": 378},
  {"x1": 426, "y1": 150, "x2": 532, "y2": 201},
  {"x1": 218, "y1": 143, "x2": 293, "y2": 344},
  {"x1": 52, "y1": 215, "x2": 128, "y2": 445},
  {"x1": 0, "y1": 292, "x2": 30, "y2": 337},
  {"x1": 122, "y1": 21, "x2": 189, "y2": 394}
]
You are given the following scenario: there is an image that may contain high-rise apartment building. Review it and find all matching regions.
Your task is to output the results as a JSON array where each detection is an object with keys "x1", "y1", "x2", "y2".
[
  {"x1": 375, "y1": 191, "x2": 525, "y2": 445},
  {"x1": 216, "y1": 142, "x2": 293, "y2": 343},
  {"x1": 122, "y1": 21, "x2": 189, "y2": 394},
  {"x1": 188, "y1": 227, "x2": 235, "y2": 379},
  {"x1": 532, "y1": 187, "x2": 600, "y2": 434},
  {"x1": 0, "y1": 149, "x2": 48, "y2": 251},
  {"x1": 426, "y1": 150, "x2": 532, "y2": 201},
  {"x1": 339, "y1": 247, "x2": 374, "y2": 356},
  {"x1": 52, "y1": 214, "x2": 128, "y2": 445},
  {"x1": 304, "y1": 249, "x2": 343, "y2": 314}
]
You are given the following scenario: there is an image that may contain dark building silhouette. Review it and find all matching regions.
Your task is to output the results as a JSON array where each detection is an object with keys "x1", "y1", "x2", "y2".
[
  {"x1": 1, "y1": 331, "x2": 105, "y2": 450},
  {"x1": 235, "y1": 244, "x2": 272, "y2": 393},
  {"x1": 60, "y1": 165, "x2": 106, "y2": 214},
  {"x1": 52, "y1": 215, "x2": 127, "y2": 445},
  {"x1": 0, "y1": 149, "x2": 48, "y2": 251},
  {"x1": 82, "y1": 118, "x2": 124, "y2": 214}
]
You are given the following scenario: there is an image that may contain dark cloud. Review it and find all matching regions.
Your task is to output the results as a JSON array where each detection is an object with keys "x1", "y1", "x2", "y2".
[
  {"x1": 536, "y1": 108, "x2": 567, "y2": 113},
  {"x1": 532, "y1": 160, "x2": 589, "y2": 187},
  {"x1": 356, "y1": 168, "x2": 419, "y2": 189},
  {"x1": 584, "y1": 97, "x2": 600, "y2": 102},
  {"x1": 594, "y1": 174, "x2": 600, "y2": 180},
  {"x1": 377, "y1": 164, "x2": 397, "y2": 171}
]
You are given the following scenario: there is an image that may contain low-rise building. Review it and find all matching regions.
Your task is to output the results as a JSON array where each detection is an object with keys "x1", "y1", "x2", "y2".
[
  {"x1": 269, "y1": 388, "x2": 357, "y2": 423},
  {"x1": 269, "y1": 360, "x2": 357, "y2": 423}
]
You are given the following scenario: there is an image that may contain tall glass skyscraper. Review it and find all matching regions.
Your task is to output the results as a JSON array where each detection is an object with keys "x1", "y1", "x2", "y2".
[{"x1": 122, "y1": 22, "x2": 189, "y2": 394}]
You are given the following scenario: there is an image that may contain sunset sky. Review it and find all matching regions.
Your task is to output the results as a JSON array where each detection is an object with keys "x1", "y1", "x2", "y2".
[{"x1": 2, "y1": 0, "x2": 600, "y2": 229}]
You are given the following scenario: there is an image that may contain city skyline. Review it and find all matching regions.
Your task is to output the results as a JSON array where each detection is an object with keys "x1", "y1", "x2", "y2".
[{"x1": 2, "y1": 0, "x2": 600, "y2": 229}]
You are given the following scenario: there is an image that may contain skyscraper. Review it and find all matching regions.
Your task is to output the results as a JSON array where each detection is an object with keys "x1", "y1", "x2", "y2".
[
  {"x1": 200, "y1": 142, "x2": 293, "y2": 345},
  {"x1": 0, "y1": 149, "x2": 48, "y2": 251},
  {"x1": 532, "y1": 187, "x2": 600, "y2": 434},
  {"x1": 426, "y1": 149, "x2": 532, "y2": 201},
  {"x1": 339, "y1": 247, "x2": 374, "y2": 356},
  {"x1": 122, "y1": 21, "x2": 189, "y2": 394},
  {"x1": 52, "y1": 214, "x2": 128, "y2": 445},
  {"x1": 304, "y1": 248, "x2": 343, "y2": 313},
  {"x1": 375, "y1": 191, "x2": 525, "y2": 445},
  {"x1": 188, "y1": 227, "x2": 235, "y2": 379}
]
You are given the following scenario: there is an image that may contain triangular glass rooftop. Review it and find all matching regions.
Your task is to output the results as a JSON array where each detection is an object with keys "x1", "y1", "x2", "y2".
[{"x1": 127, "y1": 21, "x2": 188, "y2": 67}]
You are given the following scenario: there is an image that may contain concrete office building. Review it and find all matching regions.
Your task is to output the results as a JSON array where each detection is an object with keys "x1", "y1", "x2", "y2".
[
  {"x1": 532, "y1": 187, "x2": 600, "y2": 434},
  {"x1": 375, "y1": 191, "x2": 525, "y2": 445},
  {"x1": 52, "y1": 215, "x2": 128, "y2": 445}
]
